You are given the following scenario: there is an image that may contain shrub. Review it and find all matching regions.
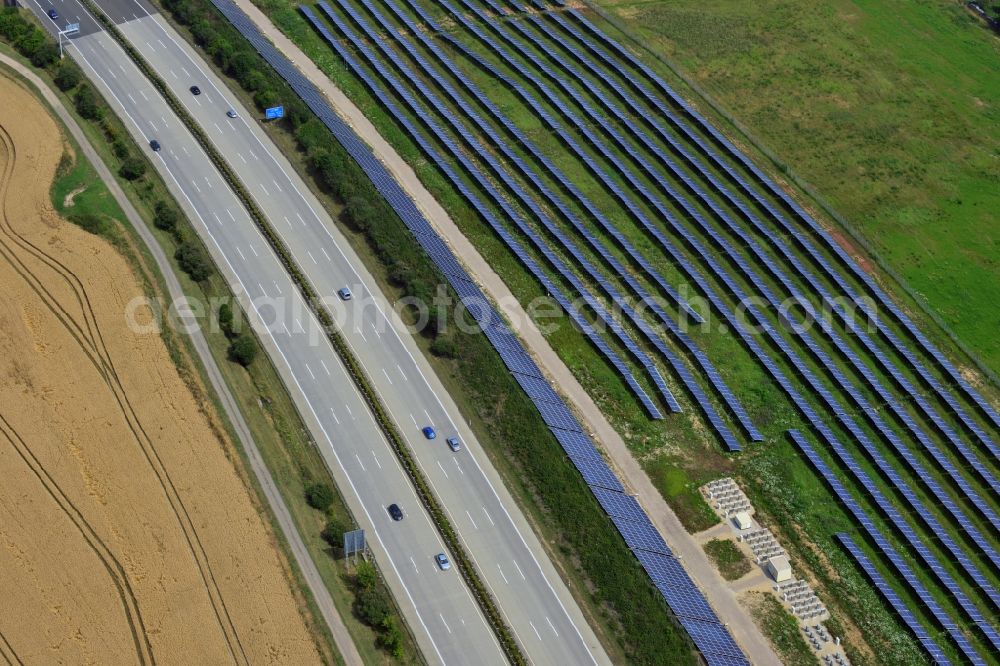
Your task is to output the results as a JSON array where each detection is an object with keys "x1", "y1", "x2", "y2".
[
  {"x1": 67, "y1": 212, "x2": 110, "y2": 237},
  {"x1": 153, "y1": 200, "x2": 179, "y2": 233},
  {"x1": 217, "y1": 301, "x2": 234, "y2": 336},
  {"x1": 377, "y1": 616, "x2": 404, "y2": 657},
  {"x1": 227, "y1": 333, "x2": 257, "y2": 367},
  {"x1": 174, "y1": 240, "x2": 213, "y2": 282},
  {"x1": 430, "y1": 336, "x2": 458, "y2": 359},
  {"x1": 55, "y1": 62, "x2": 82, "y2": 91},
  {"x1": 119, "y1": 156, "x2": 146, "y2": 180},
  {"x1": 74, "y1": 84, "x2": 102, "y2": 120},
  {"x1": 253, "y1": 87, "x2": 279, "y2": 110},
  {"x1": 304, "y1": 482, "x2": 334, "y2": 512},
  {"x1": 353, "y1": 584, "x2": 392, "y2": 627},
  {"x1": 112, "y1": 140, "x2": 130, "y2": 160},
  {"x1": 29, "y1": 41, "x2": 59, "y2": 68},
  {"x1": 320, "y1": 518, "x2": 347, "y2": 549}
]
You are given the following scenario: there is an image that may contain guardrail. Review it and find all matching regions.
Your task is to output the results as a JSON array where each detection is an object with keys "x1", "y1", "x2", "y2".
[{"x1": 74, "y1": 1, "x2": 526, "y2": 661}]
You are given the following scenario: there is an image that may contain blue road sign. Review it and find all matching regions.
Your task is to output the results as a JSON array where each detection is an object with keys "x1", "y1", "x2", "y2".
[{"x1": 264, "y1": 105, "x2": 284, "y2": 120}]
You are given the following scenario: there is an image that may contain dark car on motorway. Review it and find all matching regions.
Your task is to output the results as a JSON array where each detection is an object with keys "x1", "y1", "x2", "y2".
[
  {"x1": 149, "y1": 140, "x2": 161, "y2": 152},
  {"x1": 387, "y1": 504, "x2": 403, "y2": 521},
  {"x1": 47, "y1": 8, "x2": 59, "y2": 19},
  {"x1": 190, "y1": 85, "x2": 201, "y2": 95}
]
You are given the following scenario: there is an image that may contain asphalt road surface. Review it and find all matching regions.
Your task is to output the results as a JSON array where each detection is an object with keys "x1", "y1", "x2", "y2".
[{"x1": 27, "y1": 0, "x2": 610, "y2": 663}]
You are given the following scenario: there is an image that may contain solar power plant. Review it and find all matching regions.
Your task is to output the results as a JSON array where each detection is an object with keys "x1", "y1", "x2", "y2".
[
  {"x1": 560, "y1": 8, "x2": 1000, "y2": 433},
  {"x1": 209, "y1": 0, "x2": 1000, "y2": 662}
]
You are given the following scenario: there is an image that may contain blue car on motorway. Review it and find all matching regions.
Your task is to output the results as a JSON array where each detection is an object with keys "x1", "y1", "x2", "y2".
[
  {"x1": 422, "y1": 426, "x2": 436, "y2": 440},
  {"x1": 47, "y1": 8, "x2": 59, "y2": 19}
]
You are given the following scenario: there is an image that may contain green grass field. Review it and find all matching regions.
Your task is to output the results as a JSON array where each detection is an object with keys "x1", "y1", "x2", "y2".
[
  {"x1": 591, "y1": 0, "x2": 1000, "y2": 378},
  {"x1": 702, "y1": 539, "x2": 752, "y2": 581}
]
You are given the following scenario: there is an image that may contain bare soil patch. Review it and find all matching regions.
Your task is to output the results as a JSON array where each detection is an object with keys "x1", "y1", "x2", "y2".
[{"x1": 0, "y1": 72, "x2": 320, "y2": 664}]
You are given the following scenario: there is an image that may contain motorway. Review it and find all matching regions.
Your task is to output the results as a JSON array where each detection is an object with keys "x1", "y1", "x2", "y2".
[{"x1": 26, "y1": 0, "x2": 609, "y2": 663}]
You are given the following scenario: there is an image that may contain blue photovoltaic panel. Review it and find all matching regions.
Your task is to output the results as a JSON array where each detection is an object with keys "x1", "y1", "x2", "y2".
[
  {"x1": 572, "y1": 457, "x2": 624, "y2": 492},
  {"x1": 660, "y1": 585, "x2": 720, "y2": 623},
  {"x1": 613, "y1": 517, "x2": 670, "y2": 555},
  {"x1": 703, "y1": 655, "x2": 753, "y2": 666},
  {"x1": 680, "y1": 619, "x2": 744, "y2": 658},
  {"x1": 634, "y1": 549, "x2": 697, "y2": 589},
  {"x1": 535, "y1": 400, "x2": 581, "y2": 432},
  {"x1": 512, "y1": 373, "x2": 563, "y2": 405},
  {"x1": 551, "y1": 428, "x2": 602, "y2": 459},
  {"x1": 591, "y1": 486, "x2": 646, "y2": 523}
]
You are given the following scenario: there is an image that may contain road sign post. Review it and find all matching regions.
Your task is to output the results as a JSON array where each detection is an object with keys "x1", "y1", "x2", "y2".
[
  {"x1": 58, "y1": 23, "x2": 80, "y2": 59},
  {"x1": 343, "y1": 528, "x2": 365, "y2": 564}
]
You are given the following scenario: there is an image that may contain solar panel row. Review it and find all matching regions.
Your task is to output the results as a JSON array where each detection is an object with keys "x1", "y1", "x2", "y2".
[
  {"x1": 834, "y1": 534, "x2": 952, "y2": 666},
  {"x1": 467, "y1": 0, "x2": 999, "y2": 524},
  {"x1": 371, "y1": 0, "x2": 761, "y2": 448},
  {"x1": 792, "y1": 431, "x2": 996, "y2": 659},
  {"x1": 532, "y1": 10, "x2": 1000, "y2": 489},
  {"x1": 564, "y1": 8, "x2": 1000, "y2": 438},
  {"x1": 444, "y1": 0, "x2": 999, "y2": 573},
  {"x1": 309, "y1": 2, "x2": 675, "y2": 420}
]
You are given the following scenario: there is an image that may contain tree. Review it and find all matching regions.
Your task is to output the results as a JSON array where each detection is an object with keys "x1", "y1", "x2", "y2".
[
  {"x1": 118, "y1": 156, "x2": 146, "y2": 181},
  {"x1": 174, "y1": 240, "x2": 213, "y2": 282},
  {"x1": 320, "y1": 518, "x2": 347, "y2": 549},
  {"x1": 153, "y1": 201, "x2": 178, "y2": 233},
  {"x1": 227, "y1": 50, "x2": 256, "y2": 82},
  {"x1": 75, "y1": 84, "x2": 102, "y2": 120},
  {"x1": 304, "y1": 482, "x2": 334, "y2": 512},
  {"x1": 353, "y1": 585, "x2": 391, "y2": 627},
  {"x1": 344, "y1": 196, "x2": 376, "y2": 232},
  {"x1": 217, "y1": 302, "x2": 234, "y2": 337},
  {"x1": 254, "y1": 88, "x2": 279, "y2": 110},
  {"x1": 54, "y1": 62, "x2": 81, "y2": 91},
  {"x1": 227, "y1": 333, "x2": 257, "y2": 367},
  {"x1": 29, "y1": 41, "x2": 59, "y2": 68}
]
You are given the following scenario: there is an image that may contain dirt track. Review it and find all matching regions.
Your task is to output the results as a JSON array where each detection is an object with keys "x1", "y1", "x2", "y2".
[{"x1": 0, "y1": 71, "x2": 321, "y2": 664}]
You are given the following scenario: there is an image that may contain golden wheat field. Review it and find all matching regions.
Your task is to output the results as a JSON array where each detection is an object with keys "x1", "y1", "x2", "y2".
[{"x1": 0, "y1": 70, "x2": 322, "y2": 665}]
